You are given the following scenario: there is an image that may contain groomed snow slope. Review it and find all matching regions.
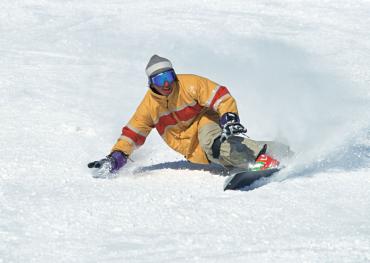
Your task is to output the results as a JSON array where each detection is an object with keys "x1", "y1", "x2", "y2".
[{"x1": 1, "y1": 1, "x2": 370, "y2": 262}]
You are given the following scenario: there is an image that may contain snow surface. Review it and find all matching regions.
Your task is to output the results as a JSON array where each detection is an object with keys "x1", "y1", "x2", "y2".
[{"x1": 1, "y1": 0, "x2": 370, "y2": 262}]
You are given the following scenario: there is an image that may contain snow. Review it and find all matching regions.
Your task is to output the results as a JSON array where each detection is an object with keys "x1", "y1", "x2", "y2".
[{"x1": 1, "y1": 0, "x2": 370, "y2": 262}]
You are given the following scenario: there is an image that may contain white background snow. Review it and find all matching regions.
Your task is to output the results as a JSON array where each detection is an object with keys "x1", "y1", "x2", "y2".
[{"x1": 1, "y1": 0, "x2": 370, "y2": 262}]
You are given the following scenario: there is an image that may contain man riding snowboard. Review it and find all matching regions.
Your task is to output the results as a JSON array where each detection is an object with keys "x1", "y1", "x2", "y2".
[{"x1": 88, "y1": 55, "x2": 290, "y2": 177}]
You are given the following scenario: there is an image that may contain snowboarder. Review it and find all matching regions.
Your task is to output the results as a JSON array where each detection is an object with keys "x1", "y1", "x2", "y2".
[{"x1": 88, "y1": 55, "x2": 291, "y2": 177}]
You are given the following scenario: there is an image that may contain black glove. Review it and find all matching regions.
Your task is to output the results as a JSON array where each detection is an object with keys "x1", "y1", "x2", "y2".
[
  {"x1": 88, "y1": 157, "x2": 113, "y2": 169},
  {"x1": 88, "y1": 157, "x2": 114, "y2": 178},
  {"x1": 88, "y1": 151, "x2": 128, "y2": 178},
  {"x1": 220, "y1": 112, "x2": 247, "y2": 143}
]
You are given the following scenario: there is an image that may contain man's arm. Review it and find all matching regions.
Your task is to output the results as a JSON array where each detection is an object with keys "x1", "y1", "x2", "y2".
[
  {"x1": 111, "y1": 97, "x2": 154, "y2": 156},
  {"x1": 185, "y1": 75, "x2": 238, "y2": 116},
  {"x1": 186, "y1": 75, "x2": 246, "y2": 142},
  {"x1": 88, "y1": 95, "x2": 154, "y2": 177}
]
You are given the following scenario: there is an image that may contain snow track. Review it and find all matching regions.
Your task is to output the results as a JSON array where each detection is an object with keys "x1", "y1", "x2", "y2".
[{"x1": 1, "y1": 0, "x2": 370, "y2": 262}]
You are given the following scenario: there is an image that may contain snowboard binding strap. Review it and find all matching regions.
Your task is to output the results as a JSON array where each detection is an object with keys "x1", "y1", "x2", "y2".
[{"x1": 255, "y1": 144, "x2": 267, "y2": 161}]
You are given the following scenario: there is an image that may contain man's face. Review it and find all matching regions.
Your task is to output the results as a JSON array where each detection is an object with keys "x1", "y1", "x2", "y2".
[
  {"x1": 152, "y1": 81, "x2": 176, "y2": 96},
  {"x1": 149, "y1": 69, "x2": 176, "y2": 96}
]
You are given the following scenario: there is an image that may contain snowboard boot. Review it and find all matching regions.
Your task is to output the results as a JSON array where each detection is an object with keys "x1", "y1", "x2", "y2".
[{"x1": 251, "y1": 144, "x2": 280, "y2": 171}]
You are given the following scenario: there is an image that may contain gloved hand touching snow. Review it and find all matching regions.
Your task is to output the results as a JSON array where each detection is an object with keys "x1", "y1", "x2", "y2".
[
  {"x1": 220, "y1": 112, "x2": 247, "y2": 143},
  {"x1": 88, "y1": 151, "x2": 127, "y2": 178}
]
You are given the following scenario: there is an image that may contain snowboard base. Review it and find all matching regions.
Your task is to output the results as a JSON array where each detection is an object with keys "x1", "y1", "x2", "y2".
[{"x1": 223, "y1": 168, "x2": 280, "y2": 191}]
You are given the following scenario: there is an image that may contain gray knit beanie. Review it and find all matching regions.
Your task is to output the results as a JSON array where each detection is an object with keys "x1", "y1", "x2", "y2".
[{"x1": 145, "y1": 55, "x2": 173, "y2": 77}]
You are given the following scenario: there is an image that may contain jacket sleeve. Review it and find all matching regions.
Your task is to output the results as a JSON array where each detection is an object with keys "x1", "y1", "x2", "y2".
[
  {"x1": 187, "y1": 75, "x2": 238, "y2": 116},
  {"x1": 111, "y1": 96, "x2": 154, "y2": 156}
]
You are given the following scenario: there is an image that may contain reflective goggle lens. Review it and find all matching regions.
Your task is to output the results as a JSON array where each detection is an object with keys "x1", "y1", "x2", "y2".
[{"x1": 150, "y1": 70, "x2": 175, "y2": 87}]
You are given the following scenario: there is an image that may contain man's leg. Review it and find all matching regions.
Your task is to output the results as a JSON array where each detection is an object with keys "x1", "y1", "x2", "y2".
[
  {"x1": 198, "y1": 122, "x2": 292, "y2": 169},
  {"x1": 199, "y1": 122, "x2": 254, "y2": 169}
]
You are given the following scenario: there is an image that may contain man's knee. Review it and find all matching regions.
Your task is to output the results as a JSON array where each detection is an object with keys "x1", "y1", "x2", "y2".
[
  {"x1": 219, "y1": 136, "x2": 256, "y2": 167},
  {"x1": 198, "y1": 123, "x2": 221, "y2": 153}
]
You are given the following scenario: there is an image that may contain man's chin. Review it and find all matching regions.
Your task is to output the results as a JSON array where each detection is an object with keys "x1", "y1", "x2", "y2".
[{"x1": 161, "y1": 89, "x2": 173, "y2": 96}]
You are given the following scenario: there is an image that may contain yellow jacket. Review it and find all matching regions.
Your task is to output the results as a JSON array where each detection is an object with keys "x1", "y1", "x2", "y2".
[{"x1": 111, "y1": 74, "x2": 238, "y2": 164}]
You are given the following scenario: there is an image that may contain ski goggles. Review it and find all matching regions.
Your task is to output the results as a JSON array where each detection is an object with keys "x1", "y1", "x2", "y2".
[{"x1": 149, "y1": 69, "x2": 176, "y2": 87}]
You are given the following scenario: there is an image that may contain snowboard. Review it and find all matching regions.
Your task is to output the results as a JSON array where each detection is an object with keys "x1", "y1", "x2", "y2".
[{"x1": 223, "y1": 168, "x2": 280, "y2": 191}]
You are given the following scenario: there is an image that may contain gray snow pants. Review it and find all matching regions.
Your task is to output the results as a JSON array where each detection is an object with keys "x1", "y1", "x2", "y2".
[{"x1": 198, "y1": 122, "x2": 292, "y2": 169}]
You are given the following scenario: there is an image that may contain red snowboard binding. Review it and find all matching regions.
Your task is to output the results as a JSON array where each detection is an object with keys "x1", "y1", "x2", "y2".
[
  {"x1": 224, "y1": 144, "x2": 281, "y2": 190},
  {"x1": 251, "y1": 144, "x2": 280, "y2": 171}
]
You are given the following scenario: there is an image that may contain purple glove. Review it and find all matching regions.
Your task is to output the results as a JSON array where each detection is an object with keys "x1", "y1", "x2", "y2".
[
  {"x1": 220, "y1": 112, "x2": 247, "y2": 142},
  {"x1": 109, "y1": 151, "x2": 128, "y2": 171},
  {"x1": 88, "y1": 151, "x2": 127, "y2": 178}
]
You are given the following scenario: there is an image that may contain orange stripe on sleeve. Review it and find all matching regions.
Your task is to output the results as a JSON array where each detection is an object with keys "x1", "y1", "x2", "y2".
[
  {"x1": 209, "y1": 86, "x2": 230, "y2": 110},
  {"x1": 121, "y1": 126, "x2": 147, "y2": 146}
]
